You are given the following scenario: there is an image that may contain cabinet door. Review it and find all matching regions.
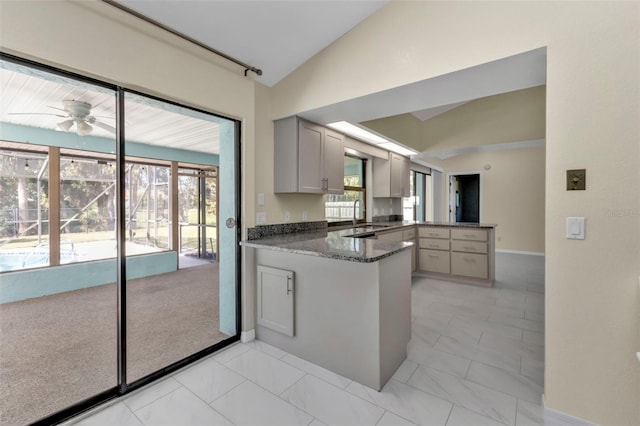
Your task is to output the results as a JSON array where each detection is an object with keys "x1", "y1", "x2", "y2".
[
  {"x1": 400, "y1": 157, "x2": 411, "y2": 197},
  {"x1": 390, "y1": 153, "x2": 404, "y2": 197},
  {"x1": 257, "y1": 266, "x2": 295, "y2": 336},
  {"x1": 298, "y1": 121, "x2": 324, "y2": 193},
  {"x1": 324, "y1": 129, "x2": 345, "y2": 194}
]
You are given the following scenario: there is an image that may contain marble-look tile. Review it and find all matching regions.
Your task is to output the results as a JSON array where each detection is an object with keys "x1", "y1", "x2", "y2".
[
  {"x1": 407, "y1": 338, "x2": 471, "y2": 377},
  {"x1": 225, "y1": 349, "x2": 305, "y2": 395},
  {"x1": 450, "y1": 316, "x2": 523, "y2": 341},
  {"x1": 211, "y1": 380, "x2": 313, "y2": 425},
  {"x1": 479, "y1": 333, "x2": 544, "y2": 362},
  {"x1": 488, "y1": 312, "x2": 544, "y2": 334},
  {"x1": 247, "y1": 339, "x2": 289, "y2": 359},
  {"x1": 281, "y1": 353, "x2": 351, "y2": 389},
  {"x1": 134, "y1": 387, "x2": 232, "y2": 425},
  {"x1": 414, "y1": 315, "x2": 482, "y2": 345},
  {"x1": 520, "y1": 357, "x2": 544, "y2": 387},
  {"x1": 484, "y1": 304, "x2": 526, "y2": 320},
  {"x1": 466, "y1": 362, "x2": 543, "y2": 404},
  {"x1": 445, "y1": 405, "x2": 507, "y2": 426},
  {"x1": 346, "y1": 379, "x2": 452, "y2": 426},
  {"x1": 281, "y1": 375, "x2": 384, "y2": 426},
  {"x1": 123, "y1": 377, "x2": 182, "y2": 412},
  {"x1": 411, "y1": 321, "x2": 442, "y2": 346},
  {"x1": 516, "y1": 399, "x2": 544, "y2": 426},
  {"x1": 377, "y1": 411, "x2": 418, "y2": 425},
  {"x1": 391, "y1": 359, "x2": 419, "y2": 383},
  {"x1": 213, "y1": 342, "x2": 251, "y2": 364},
  {"x1": 75, "y1": 402, "x2": 141, "y2": 426},
  {"x1": 522, "y1": 330, "x2": 544, "y2": 347},
  {"x1": 173, "y1": 356, "x2": 246, "y2": 403},
  {"x1": 407, "y1": 366, "x2": 516, "y2": 425},
  {"x1": 434, "y1": 336, "x2": 521, "y2": 374}
]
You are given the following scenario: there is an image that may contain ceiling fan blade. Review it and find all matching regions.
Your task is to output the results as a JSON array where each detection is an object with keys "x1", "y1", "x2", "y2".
[
  {"x1": 93, "y1": 121, "x2": 116, "y2": 133},
  {"x1": 48, "y1": 105, "x2": 68, "y2": 113}
]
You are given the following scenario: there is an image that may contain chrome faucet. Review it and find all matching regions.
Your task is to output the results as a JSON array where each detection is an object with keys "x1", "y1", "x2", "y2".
[{"x1": 353, "y1": 199, "x2": 361, "y2": 226}]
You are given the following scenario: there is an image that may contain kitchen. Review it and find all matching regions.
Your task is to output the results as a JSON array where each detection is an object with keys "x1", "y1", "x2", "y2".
[{"x1": 0, "y1": 1, "x2": 637, "y2": 425}]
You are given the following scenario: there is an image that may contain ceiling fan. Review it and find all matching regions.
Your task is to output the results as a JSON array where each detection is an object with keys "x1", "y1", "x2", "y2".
[{"x1": 9, "y1": 100, "x2": 115, "y2": 136}]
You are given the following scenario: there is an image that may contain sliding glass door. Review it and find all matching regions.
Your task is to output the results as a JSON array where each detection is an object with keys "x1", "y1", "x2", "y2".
[
  {"x1": 123, "y1": 92, "x2": 239, "y2": 383},
  {"x1": 0, "y1": 55, "x2": 240, "y2": 424},
  {"x1": 0, "y1": 60, "x2": 118, "y2": 425}
]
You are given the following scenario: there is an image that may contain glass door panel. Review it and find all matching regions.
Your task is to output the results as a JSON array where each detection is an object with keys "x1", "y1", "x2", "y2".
[
  {"x1": 124, "y1": 92, "x2": 238, "y2": 383},
  {"x1": 0, "y1": 59, "x2": 117, "y2": 424}
]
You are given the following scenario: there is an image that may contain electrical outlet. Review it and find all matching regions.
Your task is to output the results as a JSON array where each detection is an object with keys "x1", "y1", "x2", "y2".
[
  {"x1": 302, "y1": 211, "x2": 308, "y2": 221},
  {"x1": 257, "y1": 193, "x2": 265, "y2": 206},
  {"x1": 284, "y1": 211, "x2": 290, "y2": 222},
  {"x1": 256, "y1": 212, "x2": 266, "y2": 224}
]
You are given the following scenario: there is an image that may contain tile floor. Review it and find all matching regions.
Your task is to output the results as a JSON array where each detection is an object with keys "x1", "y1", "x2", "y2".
[{"x1": 70, "y1": 252, "x2": 545, "y2": 426}]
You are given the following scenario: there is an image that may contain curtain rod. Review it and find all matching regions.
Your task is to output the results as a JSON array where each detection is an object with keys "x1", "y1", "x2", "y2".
[{"x1": 101, "y1": 0, "x2": 263, "y2": 77}]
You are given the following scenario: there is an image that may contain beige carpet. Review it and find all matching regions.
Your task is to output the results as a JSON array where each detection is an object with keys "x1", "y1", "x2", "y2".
[{"x1": 0, "y1": 263, "x2": 231, "y2": 426}]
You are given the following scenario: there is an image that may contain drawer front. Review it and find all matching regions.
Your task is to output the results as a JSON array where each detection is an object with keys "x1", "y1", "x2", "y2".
[
  {"x1": 451, "y1": 228, "x2": 487, "y2": 242},
  {"x1": 418, "y1": 227, "x2": 450, "y2": 239},
  {"x1": 419, "y1": 249, "x2": 450, "y2": 274},
  {"x1": 451, "y1": 252, "x2": 488, "y2": 279},
  {"x1": 403, "y1": 227, "x2": 416, "y2": 240},
  {"x1": 451, "y1": 240, "x2": 487, "y2": 254},
  {"x1": 419, "y1": 238, "x2": 450, "y2": 251},
  {"x1": 376, "y1": 230, "x2": 403, "y2": 243}
]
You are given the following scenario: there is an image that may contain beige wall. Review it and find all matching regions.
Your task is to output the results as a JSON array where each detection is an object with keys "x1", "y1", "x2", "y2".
[
  {"x1": 361, "y1": 86, "x2": 545, "y2": 152},
  {"x1": 421, "y1": 86, "x2": 545, "y2": 152},
  {"x1": 431, "y1": 147, "x2": 545, "y2": 253},
  {"x1": 271, "y1": 1, "x2": 639, "y2": 424},
  {"x1": 361, "y1": 113, "x2": 423, "y2": 150}
]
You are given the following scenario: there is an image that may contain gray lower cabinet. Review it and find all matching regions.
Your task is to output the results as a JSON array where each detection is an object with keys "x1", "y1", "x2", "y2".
[
  {"x1": 256, "y1": 265, "x2": 294, "y2": 337},
  {"x1": 417, "y1": 225, "x2": 495, "y2": 286}
]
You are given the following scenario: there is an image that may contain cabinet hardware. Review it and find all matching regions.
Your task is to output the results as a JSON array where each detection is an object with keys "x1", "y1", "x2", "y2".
[{"x1": 286, "y1": 276, "x2": 293, "y2": 294}]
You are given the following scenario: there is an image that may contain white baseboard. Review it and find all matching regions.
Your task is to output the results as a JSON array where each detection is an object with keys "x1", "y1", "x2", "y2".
[
  {"x1": 241, "y1": 329, "x2": 255, "y2": 343},
  {"x1": 542, "y1": 395, "x2": 598, "y2": 426},
  {"x1": 496, "y1": 249, "x2": 545, "y2": 256}
]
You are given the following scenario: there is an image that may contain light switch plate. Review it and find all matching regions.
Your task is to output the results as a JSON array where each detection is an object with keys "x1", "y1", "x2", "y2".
[
  {"x1": 257, "y1": 193, "x2": 265, "y2": 206},
  {"x1": 256, "y1": 212, "x2": 266, "y2": 224},
  {"x1": 566, "y1": 217, "x2": 585, "y2": 239}
]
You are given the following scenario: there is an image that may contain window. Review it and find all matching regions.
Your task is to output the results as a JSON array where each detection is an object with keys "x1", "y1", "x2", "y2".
[
  {"x1": 325, "y1": 155, "x2": 366, "y2": 224},
  {"x1": 403, "y1": 170, "x2": 431, "y2": 222}
]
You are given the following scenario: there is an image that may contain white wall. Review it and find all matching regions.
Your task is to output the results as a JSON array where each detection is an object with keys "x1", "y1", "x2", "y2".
[{"x1": 270, "y1": 2, "x2": 640, "y2": 424}]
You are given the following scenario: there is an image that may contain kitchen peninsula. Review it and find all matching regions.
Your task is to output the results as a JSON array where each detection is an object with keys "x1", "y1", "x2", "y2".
[
  {"x1": 242, "y1": 221, "x2": 496, "y2": 390},
  {"x1": 243, "y1": 223, "x2": 413, "y2": 391}
]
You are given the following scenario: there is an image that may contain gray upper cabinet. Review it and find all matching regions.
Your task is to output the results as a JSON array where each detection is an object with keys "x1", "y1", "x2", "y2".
[
  {"x1": 274, "y1": 116, "x2": 344, "y2": 194},
  {"x1": 373, "y1": 152, "x2": 410, "y2": 198}
]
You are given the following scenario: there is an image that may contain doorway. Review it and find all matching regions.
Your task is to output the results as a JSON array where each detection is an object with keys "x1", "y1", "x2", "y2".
[{"x1": 449, "y1": 173, "x2": 481, "y2": 223}]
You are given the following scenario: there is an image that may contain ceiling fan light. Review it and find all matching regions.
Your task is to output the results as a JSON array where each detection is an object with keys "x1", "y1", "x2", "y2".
[
  {"x1": 76, "y1": 121, "x2": 93, "y2": 136},
  {"x1": 57, "y1": 119, "x2": 74, "y2": 132}
]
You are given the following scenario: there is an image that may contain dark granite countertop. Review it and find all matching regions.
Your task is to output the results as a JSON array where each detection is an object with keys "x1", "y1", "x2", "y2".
[{"x1": 241, "y1": 221, "x2": 495, "y2": 263}]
